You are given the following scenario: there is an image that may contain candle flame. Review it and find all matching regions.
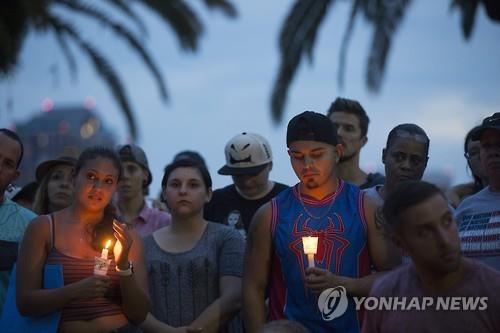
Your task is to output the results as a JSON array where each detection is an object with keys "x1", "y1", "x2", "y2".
[
  {"x1": 104, "y1": 239, "x2": 112, "y2": 249},
  {"x1": 302, "y1": 236, "x2": 318, "y2": 254}
]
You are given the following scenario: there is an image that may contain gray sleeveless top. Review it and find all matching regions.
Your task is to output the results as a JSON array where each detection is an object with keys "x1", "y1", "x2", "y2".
[{"x1": 144, "y1": 222, "x2": 245, "y2": 332}]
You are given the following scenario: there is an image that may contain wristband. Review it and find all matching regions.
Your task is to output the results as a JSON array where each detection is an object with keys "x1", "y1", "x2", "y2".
[{"x1": 116, "y1": 261, "x2": 133, "y2": 276}]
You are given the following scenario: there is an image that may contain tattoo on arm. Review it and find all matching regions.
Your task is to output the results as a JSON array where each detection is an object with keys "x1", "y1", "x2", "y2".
[{"x1": 374, "y1": 207, "x2": 388, "y2": 237}]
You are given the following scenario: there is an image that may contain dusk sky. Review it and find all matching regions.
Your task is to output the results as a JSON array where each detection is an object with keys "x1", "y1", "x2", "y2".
[{"x1": 1, "y1": 1, "x2": 499, "y2": 195}]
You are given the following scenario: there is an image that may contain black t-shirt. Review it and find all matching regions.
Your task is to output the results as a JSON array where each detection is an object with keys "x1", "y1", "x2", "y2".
[
  {"x1": 204, "y1": 182, "x2": 288, "y2": 235},
  {"x1": 360, "y1": 172, "x2": 385, "y2": 189}
]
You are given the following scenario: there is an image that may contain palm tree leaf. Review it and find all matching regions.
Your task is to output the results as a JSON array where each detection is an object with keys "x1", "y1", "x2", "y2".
[
  {"x1": 482, "y1": 0, "x2": 500, "y2": 21},
  {"x1": 338, "y1": 0, "x2": 363, "y2": 89},
  {"x1": 272, "y1": 0, "x2": 332, "y2": 122},
  {"x1": 138, "y1": 0, "x2": 203, "y2": 51},
  {"x1": 104, "y1": 0, "x2": 148, "y2": 35},
  {"x1": 450, "y1": 0, "x2": 479, "y2": 40},
  {"x1": 202, "y1": 0, "x2": 237, "y2": 17},
  {"x1": 364, "y1": 0, "x2": 411, "y2": 92},
  {"x1": 0, "y1": 1, "x2": 30, "y2": 76},
  {"x1": 55, "y1": 0, "x2": 168, "y2": 100},
  {"x1": 53, "y1": 32, "x2": 78, "y2": 82},
  {"x1": 45, "y1": 14, "x2": 138, "y2": 139}
]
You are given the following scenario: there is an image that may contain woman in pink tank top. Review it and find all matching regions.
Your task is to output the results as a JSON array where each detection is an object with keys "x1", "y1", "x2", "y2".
[{"x1": 15, "y1": 146, "x2": 150, "y2": 333}]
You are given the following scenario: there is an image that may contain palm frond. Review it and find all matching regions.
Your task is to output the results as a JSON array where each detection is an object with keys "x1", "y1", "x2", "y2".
[
  {"x1": 364, "y1": 0, "x2": 412, "y2": 92},
  {"x1": 450, "y1": 0, "x2": 479, "y2": 39},
  {"x1": 46, "y1": 14, "x2": 138, "y2": 139},
  {"x1": 53, "y1": 32, "x2": 77, "y2": 82},
  {"x1": 202, "y1": 0, "x2": 237, "y2": 17},
  {"x1": 138, "y1": 0, "x2": 203, "y2": 51},
  {"x1": 271, "y1": 0, "x2": 332, "y2": 122},
  {"x1": 0, "y1": 1, "x2": 29, "y2": 76},
  {"x1": 104, "y1": 0, "x2": 148, "y2": 35},
  {"x1": 337, "y1": 0, "x2": 362, "y2": 90},
  {"x1": 482, "y1": 0, "x2": 500, "y2": 20},
  {"x1": 55, "y1": 0, "x2": 167, "y2": 100}
]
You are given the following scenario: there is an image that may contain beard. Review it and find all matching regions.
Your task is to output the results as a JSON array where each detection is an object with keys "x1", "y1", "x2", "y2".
[
  {"x1": 339, "y1": 151, "x2": 356, "y2": 163},
  {"x1": 304, "y1": 179, "x2": 319, "y2": 189}
]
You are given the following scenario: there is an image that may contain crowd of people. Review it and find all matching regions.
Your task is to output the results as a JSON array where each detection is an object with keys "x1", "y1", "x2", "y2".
[{"x1": 0, "y1": 97, "x2": 499, "y2": 333}]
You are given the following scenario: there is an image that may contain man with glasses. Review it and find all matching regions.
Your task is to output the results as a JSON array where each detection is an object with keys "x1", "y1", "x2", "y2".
[
  {"x1": 455, "y1": 112, "x2": 500, "y2": 271},
  {"x1": 205, "y1": 132, "x2": 288, "y2": 238}
]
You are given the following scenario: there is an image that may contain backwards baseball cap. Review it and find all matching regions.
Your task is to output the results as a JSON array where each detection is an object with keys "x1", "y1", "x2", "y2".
[
  {"x1": 471, "y1": 112, "x2": 500, "y2": 141},
  {"x1": 36, "y1": 147, "x2": 79, "y2": 182},
  {"x1": 287, "y1": 111, "x2": 339, "y2": 147},
  {"x1": 218, "y1": 132, "x2": 273, "y2": 176},
  {"x1": 117, "y1": 144, "x2": 152, "y2": 186}
]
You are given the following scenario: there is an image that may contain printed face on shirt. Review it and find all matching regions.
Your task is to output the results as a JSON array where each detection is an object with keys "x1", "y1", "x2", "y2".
[
  {"x1": 328, "y1": 111, "x2": 367, "y2": 163},
  {"x1": 163, "y1": 166, "x2": 212, "y2": 217},
  {"x1": 0, "y1": 133, "x2": 21, "y2": 197},
  {"x1": 73, "y1": 157, "x2": 119, "y2": 212},
  {"x1": 288, "y1": 140, "x2": 342, "y2": 191},
  {"x1": 382, "y1": 136, "x2": 428, "y2": 186},
  {"x1": 47, "y1": 164, "x2": 74, "y2": 211},
  {"x1": 394, "y1": 193, "x2": 461, "y2": 275},
  {"x1": 118, "y1": 161, "x2": 148, "y2": 200}
]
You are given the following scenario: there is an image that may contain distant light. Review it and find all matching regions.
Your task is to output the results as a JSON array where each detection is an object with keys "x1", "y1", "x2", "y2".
[
  {"x1": 59, "y1": 120, "x2": 70, "y2": 135},
  {"x1": 84, "y1": 96, "x2": 96, "y2": 110},
  {"x1": 42, "y1": 98, "x2": 54, "y2": 112},
  {"x1": 80, "y1": 117, "x2": 99, "y2": 139}
]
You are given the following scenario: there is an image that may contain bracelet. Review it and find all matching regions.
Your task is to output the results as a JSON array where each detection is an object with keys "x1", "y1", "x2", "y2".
[{"x1": 115, "y1": 261, "x2": 133, "y2": 276}]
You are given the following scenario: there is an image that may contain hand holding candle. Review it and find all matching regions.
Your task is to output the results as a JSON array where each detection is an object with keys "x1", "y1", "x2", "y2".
[{"x1": 302, "y1": 236, "x2": 318, "y2": 268}]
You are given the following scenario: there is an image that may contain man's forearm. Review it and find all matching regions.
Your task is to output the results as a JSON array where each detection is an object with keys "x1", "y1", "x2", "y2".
[
  {"x1": 243, "y1": 289, "x2": 266, "y2": 333},
  {"x1": 344, "y1": 271, "x2": 389, "y2": 297}
]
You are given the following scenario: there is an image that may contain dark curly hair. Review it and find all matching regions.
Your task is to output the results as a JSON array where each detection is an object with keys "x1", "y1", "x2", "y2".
[{"x1": 75, "y1": 146, "x2": 122, "y2": 251}]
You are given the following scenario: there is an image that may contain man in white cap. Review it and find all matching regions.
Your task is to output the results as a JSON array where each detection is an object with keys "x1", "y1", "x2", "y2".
[{"x1": 204, "y1": 132, "x2": 288, "y2": 237}]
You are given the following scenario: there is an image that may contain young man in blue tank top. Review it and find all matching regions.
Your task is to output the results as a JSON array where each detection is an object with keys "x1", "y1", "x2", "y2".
[{"x1": 243, "y1": 111, "x2": 401, "y2": 333}]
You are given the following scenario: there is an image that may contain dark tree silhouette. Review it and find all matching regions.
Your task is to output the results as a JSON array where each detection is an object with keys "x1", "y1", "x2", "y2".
[
  {"x1": 0, "y1": 0, "x2": 237, "y2": 140},
  {"x1": 271, "y1": 0, "x2": 500, "y2": 122}
]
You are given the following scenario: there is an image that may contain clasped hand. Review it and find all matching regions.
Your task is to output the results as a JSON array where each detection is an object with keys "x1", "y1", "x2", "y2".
[{"x1": 304, "y1": 267, "x2": 350, "y2": 294}]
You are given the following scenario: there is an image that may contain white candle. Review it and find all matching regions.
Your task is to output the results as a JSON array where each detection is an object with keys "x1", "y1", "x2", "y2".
[
  {"x1": 302, "y1": 236, "x2": 318, "y2": 268},
  {"x1": 101, "y1": 239, "x2": 111, "y2": 259}
]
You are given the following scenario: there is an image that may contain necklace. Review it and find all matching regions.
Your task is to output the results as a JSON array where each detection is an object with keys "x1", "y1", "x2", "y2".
[
  {"x1": 297, "y1": 185, "x2": 337, "y2": 220},
  {"x1": 79, "y1": 223, "x2": 93, "y2": 243}
]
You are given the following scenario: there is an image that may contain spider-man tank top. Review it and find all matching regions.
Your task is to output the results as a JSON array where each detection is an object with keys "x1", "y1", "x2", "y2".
[{"x1": 269, "y1": 180, "x2": 371, "y2": 333}]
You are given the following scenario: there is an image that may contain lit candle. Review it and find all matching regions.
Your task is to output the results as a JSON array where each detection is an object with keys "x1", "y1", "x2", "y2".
[
  {"x1": 101, "y1": 239, "x2": 111, "y2": 259},
  {"x1": 302, "y1": 236, "x2": 318, "y2": 268}
]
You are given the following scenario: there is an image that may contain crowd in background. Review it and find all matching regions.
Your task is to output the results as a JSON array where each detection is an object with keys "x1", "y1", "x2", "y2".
[{"x1": 0, "y1": 98, "x2": 499, "y2": 333}]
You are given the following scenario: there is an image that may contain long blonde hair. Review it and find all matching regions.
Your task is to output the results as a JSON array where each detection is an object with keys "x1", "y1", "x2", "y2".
[{"x1": 32, "y1": 173, "x2": 51, "y2": 215}]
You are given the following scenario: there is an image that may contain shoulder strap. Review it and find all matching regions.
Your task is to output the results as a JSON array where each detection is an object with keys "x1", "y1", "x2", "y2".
[{"x1": 47, "y1": 213, "x2": 56, "y2": 250}]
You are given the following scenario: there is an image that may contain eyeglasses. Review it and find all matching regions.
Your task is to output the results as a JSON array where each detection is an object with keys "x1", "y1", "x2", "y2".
[
  {"x1": 464, "y1": 150, "x2": 479, "y2": 160},
  {"x1": 392, "y1": 130, "x2": 429, "y2": 144}
]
